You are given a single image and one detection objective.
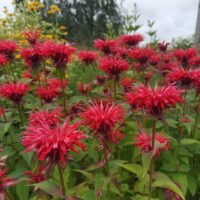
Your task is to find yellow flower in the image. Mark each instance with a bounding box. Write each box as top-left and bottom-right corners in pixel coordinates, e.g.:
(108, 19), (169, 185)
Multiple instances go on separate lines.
(12, 1), (16, 5)
(39, 3), (45, 9)
(15, 54), (21, 59)
(59, 26), (66, 30)
(63, 32), (68, 35)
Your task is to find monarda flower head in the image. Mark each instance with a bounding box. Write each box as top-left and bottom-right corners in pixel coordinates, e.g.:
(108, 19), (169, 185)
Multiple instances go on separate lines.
(94, 39), (118, 55)
(129, 47), (155, 65)
(78, 50), (98, 65)
(0, 54), (8, 67)
(0, 169), (18, 199)
(23, 29), (41, 46)
(173, 48), (197, 68)
(125, 84), (183, 118)
(158, 41), (169, 52)
(20, 44), (47, 71)
(120, 77), (134, 93)
(77, 82), (91, 94)
(120, 34), (143, 47)
(0, 40), (18, 60)
(46, 41), (75, 70)
(80, 100), (124, 143)
(22, 119), (86, 168)
(24, 165), (46, 184)
(167, 68), (200, 89)
(28, 109), (63, 129)
(99, 57), (129, 80)
(134, 132), (170, 157)
(0, 82), (29, 104)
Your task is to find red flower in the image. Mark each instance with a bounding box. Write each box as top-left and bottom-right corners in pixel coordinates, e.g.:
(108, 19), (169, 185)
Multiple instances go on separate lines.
(36, 78), (67, 103)
(22, 119), (86, 168)
(96, 75), (106, 85)
(120, 34), (143, 47)
(129, 47), (155, 65)
(0, 107), (5, 118)
(114, 47), (128, 59)
(0, 55), (8, 67)
(158, 41), (169, 52)
(23, 29), (41, 46)
(77, 82), (91, 94)
(167, 68), (199, 89)
(134, 132), (170, 157)
(0, 40), (17, 60)
(28, 109), (62, 129)
(46, 42), (75, 69)
(94, 39), (118, 55)
(20, 44), (46, 69)
(0, 82), (29, 104)
(78, 51), (98, 65)
(189, 56), (200, 68)
(120, 77), (134, 93)
(0, 169), (18, 199)
(149, 54), (160, 66)
(36, 86), (59, 103)
(173, 48), (197, 67)
(25, 165), (46, 184)
(81, 100), (124, 143)
(99, 57), (129, 78)
(126, 84), (183, 118)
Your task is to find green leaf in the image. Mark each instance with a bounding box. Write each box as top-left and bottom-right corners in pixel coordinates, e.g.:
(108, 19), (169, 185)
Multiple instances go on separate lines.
(115, 163), (142, 178)
(21, 151), (34, 167)
(188, 176), (197, 196)
(73, 169), (93, 181)
(153, 172), (185, 200)
(0, 122), (11, 140)
(180, 138), (200, 145)
(32, 180), (62, 197)
(16, 181), (30, 200)
(142, 153), (152, 178)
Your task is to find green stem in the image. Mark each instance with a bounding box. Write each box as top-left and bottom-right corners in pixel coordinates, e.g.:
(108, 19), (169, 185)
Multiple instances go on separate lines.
(58, 165), (66, 197)
(6, 190), (15, 200)
(148, 120), (156, 200)
(17, 104), (24, 126)
(9, 63), (16, 82)
(194, 96), (200, 139)
(58, 69), (67, 114)
(113, 79), (116, 99)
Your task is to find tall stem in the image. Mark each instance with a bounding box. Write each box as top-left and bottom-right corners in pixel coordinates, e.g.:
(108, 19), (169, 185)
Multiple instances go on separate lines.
(113, 79), (116, 99)
(17, 104), (24, 126)
(9, 63), (16, 82)
(194, 96), (200, 139)
(58, 69), (67, 114)
(58, 165), (66, 197)
(148, 120), (156, 200)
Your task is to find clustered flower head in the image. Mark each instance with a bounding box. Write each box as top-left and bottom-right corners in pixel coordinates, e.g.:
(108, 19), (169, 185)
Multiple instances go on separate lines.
(0, 54), (8, 67)
(94, 39), (118, 55)
(46, 41), (75, 69)
(99, 57), (129, 79)
(0, 82), (29, 104)
(167, 68), (200, 89)
(78, 50), (98, 65)
(0, 40), (18, 60)
(36, 78), (68, 103)
(81, 100), (124, 143)
(126, 84), (183, 118)
(23, 29), (41, 46)
(22, 118), (86, 168)
(129, 47), (155, 66)
(0, 169), (18, 199)
(120, 34), (143, 47)
(134, 132), (170, 157)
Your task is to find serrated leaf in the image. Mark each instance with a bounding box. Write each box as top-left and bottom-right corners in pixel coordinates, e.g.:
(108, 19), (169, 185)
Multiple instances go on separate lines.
(73, 169), (93, 181)
(142, 153), (153, 178)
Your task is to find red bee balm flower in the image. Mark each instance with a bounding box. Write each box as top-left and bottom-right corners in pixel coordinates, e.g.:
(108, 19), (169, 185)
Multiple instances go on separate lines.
(81, 101), (124, 143)
(126, 84), (183, 118)
(78, 51), (98, 65)
(167, 68), (200, 89)
(23, 29), (41, 46)
(22, 119), (86, 168)
(99, 57), (129, 78)
(0, 55), (8, 67)
(0, 169), (18, 199)
(0, 40), (17, 60)
(120, 34), (143, 47)
(21, 44), (46, 69)
(46, 42), (75, 69)
(129, 47), (155, 65)
(28, 109), (63, 129)
(134, 132), (170, 157)
(25, 165), (46, 184)
(0, 82), (29, 104)
(94, 39), (118, 55)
